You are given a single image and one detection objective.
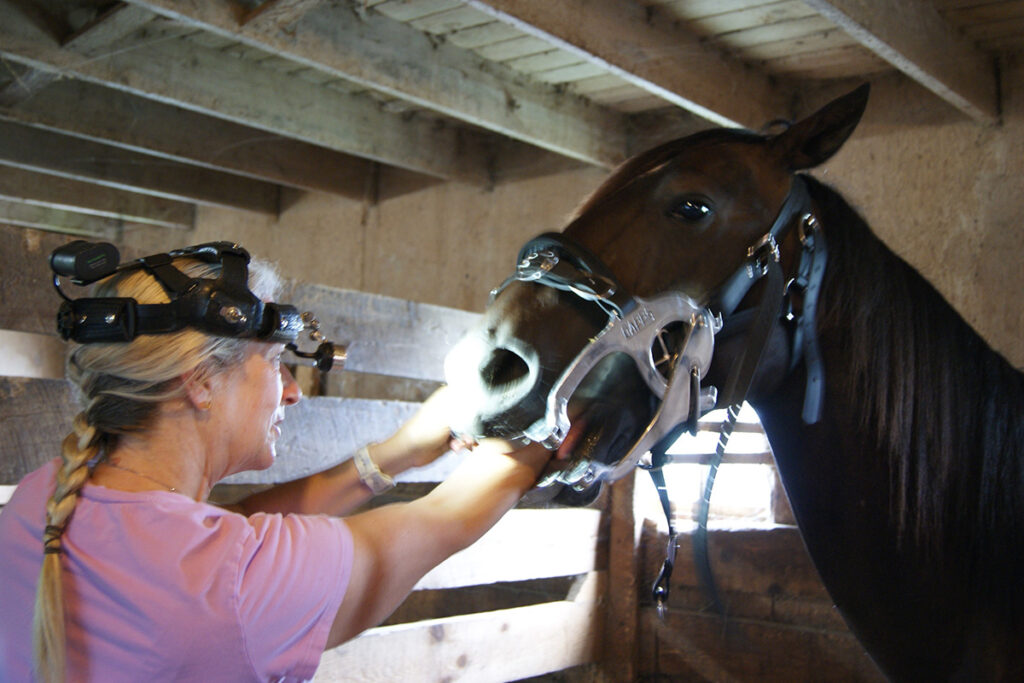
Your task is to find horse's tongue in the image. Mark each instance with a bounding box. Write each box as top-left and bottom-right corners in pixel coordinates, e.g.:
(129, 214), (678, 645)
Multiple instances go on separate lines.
(557, 414), (589, 460)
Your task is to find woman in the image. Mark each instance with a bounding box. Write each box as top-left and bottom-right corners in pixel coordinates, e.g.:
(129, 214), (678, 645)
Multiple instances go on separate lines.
(0, 245), (552, 682)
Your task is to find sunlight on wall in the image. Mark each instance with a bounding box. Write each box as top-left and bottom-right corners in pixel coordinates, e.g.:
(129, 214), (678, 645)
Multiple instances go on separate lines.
(634, 403), (780, 531)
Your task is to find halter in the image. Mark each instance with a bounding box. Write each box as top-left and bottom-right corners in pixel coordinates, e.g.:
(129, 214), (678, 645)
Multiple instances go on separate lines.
(495, 174), (828, 613)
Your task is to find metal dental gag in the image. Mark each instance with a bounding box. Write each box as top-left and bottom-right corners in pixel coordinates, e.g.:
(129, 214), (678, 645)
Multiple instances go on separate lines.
(489, 233), (722, 490)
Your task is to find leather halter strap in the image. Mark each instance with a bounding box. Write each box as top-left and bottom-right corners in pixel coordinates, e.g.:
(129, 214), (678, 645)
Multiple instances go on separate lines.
(708, 174), (827, 424)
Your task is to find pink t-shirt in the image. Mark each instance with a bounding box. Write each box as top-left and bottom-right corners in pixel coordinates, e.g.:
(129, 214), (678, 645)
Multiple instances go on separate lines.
(0, 460), (353, 682)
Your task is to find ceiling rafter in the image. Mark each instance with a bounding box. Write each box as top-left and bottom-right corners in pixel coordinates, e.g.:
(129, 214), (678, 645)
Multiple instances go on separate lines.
(119, 0), (630, 169)
(463, 0), (792, 129)
(0, 119), (281, 214)
(0, 0), (490, 183)
(0, 166), (194, 230)
(802, 0), (1000, 124)
(0, 78), (375, 198)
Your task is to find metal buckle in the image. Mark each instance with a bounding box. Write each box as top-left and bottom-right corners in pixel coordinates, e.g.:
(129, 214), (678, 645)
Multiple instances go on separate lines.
(746, 233), (780, 278)
(798, 212), (819, 245)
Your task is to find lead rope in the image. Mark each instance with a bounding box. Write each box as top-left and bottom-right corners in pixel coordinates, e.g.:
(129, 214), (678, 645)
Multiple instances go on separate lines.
(692, 403), (741, 614)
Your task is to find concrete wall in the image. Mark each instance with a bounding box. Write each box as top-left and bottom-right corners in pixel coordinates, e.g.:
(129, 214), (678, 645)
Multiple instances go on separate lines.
(813, 53), (1024, 368)
(123, 53), (1022, 368)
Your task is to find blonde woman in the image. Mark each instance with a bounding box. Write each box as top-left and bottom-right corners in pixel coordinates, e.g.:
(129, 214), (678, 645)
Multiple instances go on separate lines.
(0, 243), (551, 682)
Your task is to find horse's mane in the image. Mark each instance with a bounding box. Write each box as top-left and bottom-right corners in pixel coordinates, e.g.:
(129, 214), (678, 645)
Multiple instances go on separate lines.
(808, 175), (1024, 590)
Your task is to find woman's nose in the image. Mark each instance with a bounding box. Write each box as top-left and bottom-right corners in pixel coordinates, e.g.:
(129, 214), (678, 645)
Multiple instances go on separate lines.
(280, 365), (302, 405)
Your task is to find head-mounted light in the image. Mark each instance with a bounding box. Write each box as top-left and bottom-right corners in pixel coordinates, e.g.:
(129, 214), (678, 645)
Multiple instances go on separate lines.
(50, 240), (346, 373)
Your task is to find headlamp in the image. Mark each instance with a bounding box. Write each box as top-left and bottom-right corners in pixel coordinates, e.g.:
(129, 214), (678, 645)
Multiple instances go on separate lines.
(50, 240), (346, 373)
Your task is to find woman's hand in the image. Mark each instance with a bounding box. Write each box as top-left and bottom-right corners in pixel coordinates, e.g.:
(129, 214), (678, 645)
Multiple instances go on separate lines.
(375, 386), (471, 474)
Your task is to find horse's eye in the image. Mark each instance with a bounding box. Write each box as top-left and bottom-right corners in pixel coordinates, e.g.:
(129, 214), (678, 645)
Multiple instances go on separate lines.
(668, 198), (713, 223)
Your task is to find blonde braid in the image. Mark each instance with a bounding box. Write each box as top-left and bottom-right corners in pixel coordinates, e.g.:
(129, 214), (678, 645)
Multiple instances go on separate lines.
(32, 412), (102, 683)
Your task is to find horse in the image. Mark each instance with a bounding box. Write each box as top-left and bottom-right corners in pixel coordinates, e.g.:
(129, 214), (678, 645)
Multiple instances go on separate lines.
(443, 85), (1024, 681)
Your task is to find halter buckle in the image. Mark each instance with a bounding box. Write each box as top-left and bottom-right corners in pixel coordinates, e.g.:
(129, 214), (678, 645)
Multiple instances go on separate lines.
(746, 234), (780, 278)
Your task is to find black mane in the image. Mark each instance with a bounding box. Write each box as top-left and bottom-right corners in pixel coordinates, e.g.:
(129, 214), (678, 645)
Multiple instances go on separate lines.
(808, 175), (1024, 600)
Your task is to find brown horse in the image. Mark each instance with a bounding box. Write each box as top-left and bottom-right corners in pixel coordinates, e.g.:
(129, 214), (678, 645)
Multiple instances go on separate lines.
(444, 86), (1024, 681)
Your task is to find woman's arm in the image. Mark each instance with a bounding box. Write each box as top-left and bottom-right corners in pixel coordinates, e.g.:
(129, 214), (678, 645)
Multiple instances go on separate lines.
(324, 438), (551, 648)
(230, 388), (459, 517)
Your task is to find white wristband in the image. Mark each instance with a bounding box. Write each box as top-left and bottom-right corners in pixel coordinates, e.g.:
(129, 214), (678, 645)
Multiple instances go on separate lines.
(353, 445), (395, 495)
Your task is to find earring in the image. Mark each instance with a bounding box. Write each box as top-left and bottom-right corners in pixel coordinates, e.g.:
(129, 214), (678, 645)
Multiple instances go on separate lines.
(198, 400), (212, 411)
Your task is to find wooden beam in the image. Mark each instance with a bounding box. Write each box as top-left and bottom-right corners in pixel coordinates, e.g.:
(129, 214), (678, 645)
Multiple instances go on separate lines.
(0, 329), (64, 379)
(0, 78), (375, 197)
(0, 224), (73, 337)
(802, 0), (999, 124)
(463, 0), (790, 130)
(61, 2), (154, 53)
(639, 608), (884, 681)
(0, 119), (280, 213)
(316, 600), (602, 682)
(121, 0), (629, 168)
(603, 472), (639, 680)
(416, 508), (603, 589)
(0, 0), (486, 182)
(0, 199), (125, 239)
(0, 377), (79, 485)
(0, 166), (194, 229)
(287, 282), (480, 383)
(0, 376), (422, 485)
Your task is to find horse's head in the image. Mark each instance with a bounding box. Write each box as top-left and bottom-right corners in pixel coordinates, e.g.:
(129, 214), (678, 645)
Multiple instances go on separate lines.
(445, 86), (870, 495)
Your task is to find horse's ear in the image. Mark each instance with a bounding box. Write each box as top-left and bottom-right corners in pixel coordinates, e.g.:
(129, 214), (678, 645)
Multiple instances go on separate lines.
(769, 84), (870, 171)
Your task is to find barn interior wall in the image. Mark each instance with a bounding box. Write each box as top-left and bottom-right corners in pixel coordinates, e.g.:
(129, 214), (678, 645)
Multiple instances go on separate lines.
(123, 55), (1022, 373)
(812, 54), (1023, 368)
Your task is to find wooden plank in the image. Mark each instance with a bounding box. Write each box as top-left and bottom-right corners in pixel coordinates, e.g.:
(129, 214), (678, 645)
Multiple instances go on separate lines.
(641, 526), (831, 601)
(0, 78), (374, 198)
(316, 599), (602, 682)
(288, 282), (479, 382)
(221, 397), (421, 485)
(685, 0), (818, 36)
(0, 199), (123, 239)
(602, 472), (639, 680)
(0, 376), (433, 487)
(463, 0), (792, 129)
(385, 573), (594, 626)
(638, 608), (885, 682)
(62, 2), (155, 53)
(0, 330), (65, 380)
(802, 0), (1000, 124)
(0, 377), (79, 485)
(0, 166), (194, 229)
(416, 508), (604, 589)
(0, 120), (281, 214)
(121, 0), (630, 169)
(0, 2), (486, 183)
(707, 15), (841, 50)
(0, 224), (73, 337)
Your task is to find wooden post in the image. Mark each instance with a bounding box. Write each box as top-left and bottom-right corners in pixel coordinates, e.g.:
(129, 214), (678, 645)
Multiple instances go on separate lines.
(601, 469), (639, 680)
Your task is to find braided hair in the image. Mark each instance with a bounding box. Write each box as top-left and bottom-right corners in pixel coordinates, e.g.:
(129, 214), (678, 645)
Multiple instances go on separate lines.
(32, 255), (282, 683)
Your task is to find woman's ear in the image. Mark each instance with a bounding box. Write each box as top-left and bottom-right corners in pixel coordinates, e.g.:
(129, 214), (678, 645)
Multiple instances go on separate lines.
(182, 370), (214, 412)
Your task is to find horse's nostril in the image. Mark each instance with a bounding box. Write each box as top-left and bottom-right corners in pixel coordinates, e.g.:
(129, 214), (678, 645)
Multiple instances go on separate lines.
(480, 348), (529, 390)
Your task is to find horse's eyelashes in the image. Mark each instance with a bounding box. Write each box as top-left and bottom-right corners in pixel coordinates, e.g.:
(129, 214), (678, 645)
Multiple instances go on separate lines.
(667, 197), (713, 223)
